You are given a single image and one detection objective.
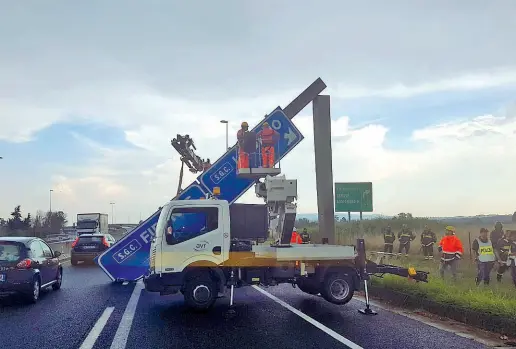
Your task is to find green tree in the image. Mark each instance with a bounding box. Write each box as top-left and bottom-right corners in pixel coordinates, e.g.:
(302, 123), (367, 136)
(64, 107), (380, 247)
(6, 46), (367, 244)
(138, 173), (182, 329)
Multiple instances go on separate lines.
(8, 205), (24, 231)
(512, 211), (516, 223)
(43, 210), (68, 235)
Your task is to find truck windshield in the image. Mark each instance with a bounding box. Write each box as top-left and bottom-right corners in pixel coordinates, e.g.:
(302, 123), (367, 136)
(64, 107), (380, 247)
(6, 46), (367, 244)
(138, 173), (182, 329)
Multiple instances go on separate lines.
(77, 221), (98, 229)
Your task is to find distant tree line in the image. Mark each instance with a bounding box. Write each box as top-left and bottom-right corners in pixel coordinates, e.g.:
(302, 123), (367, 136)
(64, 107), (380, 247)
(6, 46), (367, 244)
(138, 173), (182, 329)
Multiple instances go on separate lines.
(0, 205), (68, 237)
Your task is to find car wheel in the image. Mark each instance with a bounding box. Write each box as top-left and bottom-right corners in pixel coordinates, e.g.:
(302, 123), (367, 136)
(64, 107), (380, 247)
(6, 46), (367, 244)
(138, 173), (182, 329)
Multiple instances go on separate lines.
(26, 276), (41, 304)
(183, 273), (217, 312)
(52, 269), (62, 290)
(320, 273), (354, 305)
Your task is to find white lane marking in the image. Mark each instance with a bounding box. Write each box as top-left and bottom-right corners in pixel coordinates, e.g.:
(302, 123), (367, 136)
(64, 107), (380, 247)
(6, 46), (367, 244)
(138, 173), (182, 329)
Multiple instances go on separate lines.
(79, 307), (115, 349)
(252, 286), (363, 349)
(110, 280), (144, 349)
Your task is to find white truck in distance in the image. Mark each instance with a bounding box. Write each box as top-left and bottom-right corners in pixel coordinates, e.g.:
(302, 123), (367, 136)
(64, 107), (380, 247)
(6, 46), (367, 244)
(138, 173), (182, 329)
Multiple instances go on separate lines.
(76, 213), (109, 236)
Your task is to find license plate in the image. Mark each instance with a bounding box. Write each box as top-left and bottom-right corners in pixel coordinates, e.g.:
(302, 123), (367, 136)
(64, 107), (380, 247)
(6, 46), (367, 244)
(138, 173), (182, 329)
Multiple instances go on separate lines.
(83, 246), (96, 250)
(0, 274), (5, 282)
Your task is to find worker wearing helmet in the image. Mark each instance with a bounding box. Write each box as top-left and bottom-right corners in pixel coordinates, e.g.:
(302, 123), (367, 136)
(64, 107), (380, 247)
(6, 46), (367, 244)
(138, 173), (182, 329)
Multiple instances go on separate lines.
(237, 122), (250, 169)
(420, 225), (437, 260)
(397, 224), (415, 257)
(495, 230), (512, 283)
(290, 227), (302, 244)
(438, 226), (464, 281)
(383, 225), (395, 254)
(257, 122), (279, 168)
(491, 221), (504, 245)
(472, 228), (496, 286)
(300, 228), (310, 244)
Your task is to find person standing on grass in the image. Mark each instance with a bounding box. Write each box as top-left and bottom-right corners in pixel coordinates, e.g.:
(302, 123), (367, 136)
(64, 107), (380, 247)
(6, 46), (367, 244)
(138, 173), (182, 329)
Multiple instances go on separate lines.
(420, 225), (437, 260)
(397, 224), (415, 257)
(383, 225), (395, 254)
(495, 233), (511, 283)
(490, 221), (505, 245)
(472, 228), (496, 286)
(507, 230), (516, 288)
(438, 226), (464, 281)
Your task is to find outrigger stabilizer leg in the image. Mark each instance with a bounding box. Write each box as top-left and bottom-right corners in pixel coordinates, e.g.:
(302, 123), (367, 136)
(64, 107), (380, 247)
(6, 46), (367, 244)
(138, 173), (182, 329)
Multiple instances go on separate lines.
(225, 268), (237, 318)
(356, 239), (378, 316)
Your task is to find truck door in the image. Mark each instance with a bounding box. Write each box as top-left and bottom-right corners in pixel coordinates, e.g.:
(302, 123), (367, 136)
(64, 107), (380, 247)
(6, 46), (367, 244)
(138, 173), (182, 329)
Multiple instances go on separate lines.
(160, 204), (226, 272)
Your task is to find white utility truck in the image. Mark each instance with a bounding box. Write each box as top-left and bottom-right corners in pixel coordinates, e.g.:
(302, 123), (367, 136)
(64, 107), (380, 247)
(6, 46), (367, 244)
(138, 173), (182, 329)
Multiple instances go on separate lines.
(144, 175), (428, 312)
(76, 213), (109, 236)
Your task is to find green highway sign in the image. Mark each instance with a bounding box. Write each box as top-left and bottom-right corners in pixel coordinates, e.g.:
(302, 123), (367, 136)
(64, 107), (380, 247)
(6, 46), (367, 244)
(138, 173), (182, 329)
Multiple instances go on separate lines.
(334, 182), (373, 212)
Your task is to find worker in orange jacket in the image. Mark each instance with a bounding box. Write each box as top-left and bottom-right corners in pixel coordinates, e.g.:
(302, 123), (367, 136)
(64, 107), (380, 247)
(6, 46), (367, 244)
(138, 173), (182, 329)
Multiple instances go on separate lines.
(291, 227), (303, 244)
(237, 122), (250, 168)
(257, 122), (279, 168)
(438, 226), (464, 281)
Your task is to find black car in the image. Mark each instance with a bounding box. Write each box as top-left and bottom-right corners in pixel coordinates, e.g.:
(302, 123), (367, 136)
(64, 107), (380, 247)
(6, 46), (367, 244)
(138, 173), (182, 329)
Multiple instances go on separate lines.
(0, 237), (63, 303)
(70, 234), (115, 266)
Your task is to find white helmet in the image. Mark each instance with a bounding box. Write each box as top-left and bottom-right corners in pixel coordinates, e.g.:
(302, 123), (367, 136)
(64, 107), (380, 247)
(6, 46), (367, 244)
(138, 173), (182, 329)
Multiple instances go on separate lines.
(293, 227), (297, 232)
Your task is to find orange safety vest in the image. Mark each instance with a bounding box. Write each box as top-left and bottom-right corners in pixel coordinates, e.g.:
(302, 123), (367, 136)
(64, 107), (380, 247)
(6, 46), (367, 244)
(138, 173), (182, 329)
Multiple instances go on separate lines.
(237, 129), (246, 146)
(439, 235), (464, 261)
(291, 231), (302, 244)
(258, 128), (277, 145)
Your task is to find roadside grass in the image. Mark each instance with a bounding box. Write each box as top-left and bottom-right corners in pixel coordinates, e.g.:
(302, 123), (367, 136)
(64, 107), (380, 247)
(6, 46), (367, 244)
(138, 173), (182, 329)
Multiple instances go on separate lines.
(369, 256), (516, 319)
(304, 220), (516, 319)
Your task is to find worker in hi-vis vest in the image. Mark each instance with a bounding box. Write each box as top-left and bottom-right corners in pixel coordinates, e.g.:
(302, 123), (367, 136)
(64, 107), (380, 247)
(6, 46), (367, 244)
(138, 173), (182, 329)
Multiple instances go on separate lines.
(257, 122), (279, 168)
(438, 226), (464, 281)
(472, 228), (496, 286)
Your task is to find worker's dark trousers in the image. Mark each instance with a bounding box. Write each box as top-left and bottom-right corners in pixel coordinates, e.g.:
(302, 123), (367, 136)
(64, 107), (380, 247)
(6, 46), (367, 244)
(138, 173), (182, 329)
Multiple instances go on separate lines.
(511, 260), (516, 287)
(384, 243), (393, 253)
(476, 261), (494, 285)
(497, 262), (509, 282)
(440, 259), (458, 281)
(422, 245), (434, 259)
(398, 242), (410, 255)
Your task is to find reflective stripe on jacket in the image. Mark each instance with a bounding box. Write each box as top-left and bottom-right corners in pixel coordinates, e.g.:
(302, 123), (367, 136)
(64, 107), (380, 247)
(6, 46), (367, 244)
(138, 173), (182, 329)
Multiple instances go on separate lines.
(258, 128), (278, 145)
(439, 235), (464, 261)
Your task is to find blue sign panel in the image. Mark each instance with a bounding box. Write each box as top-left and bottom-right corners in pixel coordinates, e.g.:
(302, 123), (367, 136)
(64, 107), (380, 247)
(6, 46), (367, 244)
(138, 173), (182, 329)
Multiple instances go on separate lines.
(96, 184), (206, 281)
(199, 109), (304, 203)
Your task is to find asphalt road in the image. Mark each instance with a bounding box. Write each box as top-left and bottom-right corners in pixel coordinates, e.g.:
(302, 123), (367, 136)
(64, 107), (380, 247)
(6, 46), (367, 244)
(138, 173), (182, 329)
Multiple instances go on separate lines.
(0, 264), (500, 349)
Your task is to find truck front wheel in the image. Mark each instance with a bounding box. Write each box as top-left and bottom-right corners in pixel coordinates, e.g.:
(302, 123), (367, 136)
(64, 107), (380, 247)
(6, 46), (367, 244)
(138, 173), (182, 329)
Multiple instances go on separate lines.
(320, 273), (354, 305)
(183, 273), (217, 312)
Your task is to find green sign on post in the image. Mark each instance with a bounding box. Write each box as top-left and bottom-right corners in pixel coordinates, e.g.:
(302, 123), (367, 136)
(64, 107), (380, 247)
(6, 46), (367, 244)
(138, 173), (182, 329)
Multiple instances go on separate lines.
(334, 182), (373, 212)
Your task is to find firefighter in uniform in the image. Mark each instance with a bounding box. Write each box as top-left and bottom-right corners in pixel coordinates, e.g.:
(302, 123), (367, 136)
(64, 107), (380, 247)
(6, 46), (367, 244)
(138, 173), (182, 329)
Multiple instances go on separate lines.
(508, 230), (516, 287)
(472, 228), (496, 285)
(420, 225), (437, 260)
(383, 226), (395, 254)
(495, 232), (512, 283)
(397, 224), (416, 257)
(438, 226), (464, 281)
(300, 228), (310, 244)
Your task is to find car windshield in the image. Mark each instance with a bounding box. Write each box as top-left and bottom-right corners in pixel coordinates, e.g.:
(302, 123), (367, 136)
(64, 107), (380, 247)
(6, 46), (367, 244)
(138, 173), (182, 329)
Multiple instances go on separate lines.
(0, 242), (22, 262)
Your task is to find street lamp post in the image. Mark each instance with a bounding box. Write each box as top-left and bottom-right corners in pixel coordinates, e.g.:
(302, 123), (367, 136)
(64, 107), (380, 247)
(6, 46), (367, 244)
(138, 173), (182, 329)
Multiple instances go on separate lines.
(49, 189), (53, 213)
(220, 120), (229, 150)
(110, 202), (115, 224)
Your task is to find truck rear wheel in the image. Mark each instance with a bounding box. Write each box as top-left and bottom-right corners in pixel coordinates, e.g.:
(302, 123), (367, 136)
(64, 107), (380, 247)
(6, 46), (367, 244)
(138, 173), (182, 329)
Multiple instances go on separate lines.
(183, 273), (217, 312)
(320, 273), (354, 305)
(296, 277), (320, 295)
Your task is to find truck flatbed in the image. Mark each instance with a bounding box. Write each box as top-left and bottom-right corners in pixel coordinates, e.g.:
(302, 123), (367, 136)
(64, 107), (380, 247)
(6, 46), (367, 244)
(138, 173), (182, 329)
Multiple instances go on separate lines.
(252, 244), (356, 261)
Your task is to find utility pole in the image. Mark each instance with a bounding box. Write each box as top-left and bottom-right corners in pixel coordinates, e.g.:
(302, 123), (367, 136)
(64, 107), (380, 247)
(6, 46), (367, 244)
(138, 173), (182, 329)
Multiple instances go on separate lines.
(220, 120), (229, 150)
(110, 202), (115, 224)
(49, 189), (53, 213)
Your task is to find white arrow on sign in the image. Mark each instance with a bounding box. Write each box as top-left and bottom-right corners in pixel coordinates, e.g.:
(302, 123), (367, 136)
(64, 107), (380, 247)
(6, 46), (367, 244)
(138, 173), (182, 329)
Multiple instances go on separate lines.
(284, 127), (297, 146)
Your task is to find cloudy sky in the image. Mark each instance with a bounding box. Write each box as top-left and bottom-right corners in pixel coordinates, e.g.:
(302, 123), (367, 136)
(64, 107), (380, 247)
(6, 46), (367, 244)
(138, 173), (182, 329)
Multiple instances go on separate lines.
(1, 1), (516, 223)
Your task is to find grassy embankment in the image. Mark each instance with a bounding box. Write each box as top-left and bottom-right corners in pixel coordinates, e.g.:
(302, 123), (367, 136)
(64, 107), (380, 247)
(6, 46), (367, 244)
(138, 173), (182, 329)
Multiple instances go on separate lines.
(299, 218), (516, 319)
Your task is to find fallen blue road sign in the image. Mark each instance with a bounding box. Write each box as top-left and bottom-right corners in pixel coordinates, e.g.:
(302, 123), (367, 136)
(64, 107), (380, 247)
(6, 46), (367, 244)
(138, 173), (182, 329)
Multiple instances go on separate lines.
(199, 109), (304, 203)
(96, 184), (207, 281)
